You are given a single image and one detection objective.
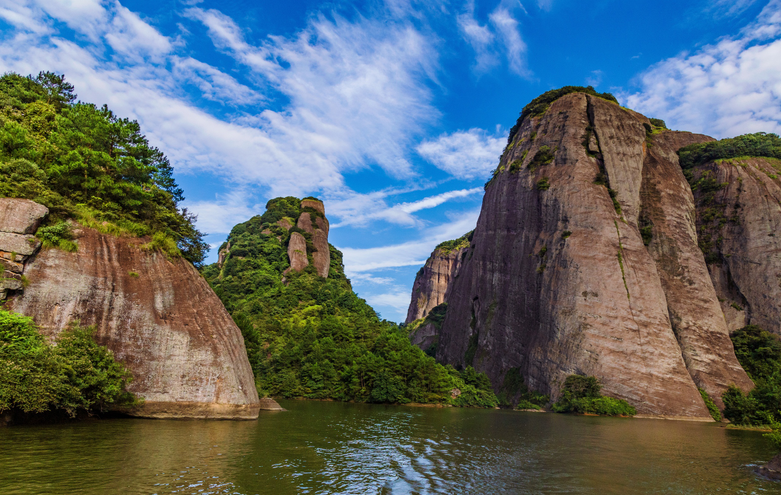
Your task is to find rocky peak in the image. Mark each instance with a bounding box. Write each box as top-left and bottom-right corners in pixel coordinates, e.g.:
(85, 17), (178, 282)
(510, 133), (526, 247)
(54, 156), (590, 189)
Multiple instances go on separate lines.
(417, 89), (754, 419)
(406, 232), (471, 324)
(286, 198), (331, 278)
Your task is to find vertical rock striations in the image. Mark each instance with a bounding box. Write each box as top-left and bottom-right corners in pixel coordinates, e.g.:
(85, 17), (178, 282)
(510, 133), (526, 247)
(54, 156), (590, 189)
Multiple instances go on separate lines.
(286, 198), (331, 278)
(426, 92), (752, 419)
(405, 233), (470, 324)
(688, 157), (781, 335)
(3, 199), (260, 419)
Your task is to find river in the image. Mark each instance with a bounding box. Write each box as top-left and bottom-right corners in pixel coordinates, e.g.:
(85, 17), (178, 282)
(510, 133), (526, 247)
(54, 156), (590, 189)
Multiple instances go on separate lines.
(1, 400), (780, 494)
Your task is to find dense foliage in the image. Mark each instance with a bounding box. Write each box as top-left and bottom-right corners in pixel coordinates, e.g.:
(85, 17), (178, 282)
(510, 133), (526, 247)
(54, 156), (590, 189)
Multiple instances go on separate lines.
(203, 197), (498, 407)
(678, 132), (781, 169)
(0, 72), (207, 265)
(0, 309), (137, 417)
(506, 85), (619, 145)
(435, 231), (473, 254)
(551, 375), (636, 416)
(722, 325), (781, 427)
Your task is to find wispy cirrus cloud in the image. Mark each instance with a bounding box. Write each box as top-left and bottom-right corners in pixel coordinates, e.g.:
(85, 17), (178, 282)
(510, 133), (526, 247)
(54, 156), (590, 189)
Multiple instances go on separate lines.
(622, 0), (781, 138)
(457, 0), (529, 76)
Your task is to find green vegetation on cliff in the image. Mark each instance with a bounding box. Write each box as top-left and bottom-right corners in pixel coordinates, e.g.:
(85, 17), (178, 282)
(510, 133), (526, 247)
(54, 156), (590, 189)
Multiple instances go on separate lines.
(552, 375), (636, 416)
(435, 231), (472, 255)
(722, 325), (781, 426)
(0, 72), (207, 265)
(203, 197), (498, 407)
(507, 86), (619, 145)
(0, 309), (137, 417)
(678, 132), (781, 169)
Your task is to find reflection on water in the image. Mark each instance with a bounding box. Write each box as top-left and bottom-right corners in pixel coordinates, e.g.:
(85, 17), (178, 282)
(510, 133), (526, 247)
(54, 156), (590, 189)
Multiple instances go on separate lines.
(1, 400), (781, 494)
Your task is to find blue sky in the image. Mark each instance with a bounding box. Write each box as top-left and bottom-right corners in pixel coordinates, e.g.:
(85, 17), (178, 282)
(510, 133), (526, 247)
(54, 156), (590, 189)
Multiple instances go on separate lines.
(1, 0), (780, 322)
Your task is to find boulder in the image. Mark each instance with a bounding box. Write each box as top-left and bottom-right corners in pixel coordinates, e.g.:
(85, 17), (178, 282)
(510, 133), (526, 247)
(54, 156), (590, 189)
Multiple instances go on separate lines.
(0, 233), (41, 257)
(0, 198), (48, 234)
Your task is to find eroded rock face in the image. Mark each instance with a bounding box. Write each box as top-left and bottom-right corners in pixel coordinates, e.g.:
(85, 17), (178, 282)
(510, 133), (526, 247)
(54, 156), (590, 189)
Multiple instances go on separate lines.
(287, 200), (331, 278)
(406, 246), (467, 324)
(429, 93), (751, 419)
(287, 232), (309, 272)
(296, 209), (330, 278)
(641, 131), (754, 407)
(691, 157), (781, 335)
(5, 220), (259, 419)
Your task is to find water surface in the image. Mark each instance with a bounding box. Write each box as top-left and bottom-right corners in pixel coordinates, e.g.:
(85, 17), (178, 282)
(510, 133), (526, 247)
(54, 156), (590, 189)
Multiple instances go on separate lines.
(1, 400), (780, 494)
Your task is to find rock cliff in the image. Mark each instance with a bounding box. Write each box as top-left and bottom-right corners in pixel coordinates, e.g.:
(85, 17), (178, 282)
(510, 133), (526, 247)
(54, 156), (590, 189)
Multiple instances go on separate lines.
(2, 199), (260, 419)
(282, 198), (331, 278)
(689, 157), (781, 334)
(405, 233), (470, 324)
(416, 91), (755, 419)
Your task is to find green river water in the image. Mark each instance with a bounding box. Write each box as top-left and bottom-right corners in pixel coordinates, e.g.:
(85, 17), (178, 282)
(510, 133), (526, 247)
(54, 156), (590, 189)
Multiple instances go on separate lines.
(1, 399), (781, 494)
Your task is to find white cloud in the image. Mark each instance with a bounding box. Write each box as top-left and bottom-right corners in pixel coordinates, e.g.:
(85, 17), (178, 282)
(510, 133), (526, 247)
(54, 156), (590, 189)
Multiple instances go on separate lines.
(362, 289), (414, 314)
(457, 1), (529, 77)
(185, 7), (439, 180)
(0, 1), (448, 219)
(171, 57), (262, 105)
(417, 128), (504, 179)
(707, 0), (761, 18)
(622, 0), (781, 138)
(182, 190), (262, 235)
(340, 210), (479, 273)
(457, 1), (498, 74)
(329, 187), (482, 228)
(488, 7), (528, 77)
(105, 3), (173, 61)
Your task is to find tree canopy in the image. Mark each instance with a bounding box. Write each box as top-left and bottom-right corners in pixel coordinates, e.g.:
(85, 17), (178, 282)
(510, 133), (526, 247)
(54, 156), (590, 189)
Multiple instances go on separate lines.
(0, 71), (207, 266)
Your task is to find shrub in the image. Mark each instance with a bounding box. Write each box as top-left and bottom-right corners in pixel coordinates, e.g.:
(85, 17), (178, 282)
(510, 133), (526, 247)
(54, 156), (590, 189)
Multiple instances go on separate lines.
(649, 118), (667, 129)
(36, 221), (77, 252)
(0, 309), (137, 417)
(537, 177), (550, 191)
(529, 146), (555, 170)
(699, 388), (722, 421)
(552, 375), (636, 416)
(722, 325), (781, 427)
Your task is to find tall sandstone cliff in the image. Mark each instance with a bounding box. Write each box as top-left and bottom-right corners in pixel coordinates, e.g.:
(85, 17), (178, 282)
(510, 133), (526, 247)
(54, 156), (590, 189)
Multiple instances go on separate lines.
(417, 92), (756, 419)
(688, 157), (781, 335)
(2, 199), (260, 419)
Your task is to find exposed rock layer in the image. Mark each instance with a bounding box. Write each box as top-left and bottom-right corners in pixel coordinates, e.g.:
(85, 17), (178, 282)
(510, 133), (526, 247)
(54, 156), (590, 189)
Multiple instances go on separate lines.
(425, 93), (752, 419)
(405, 246), (467, 324)
(693, 157), (781, 335)
(5, 216), (260, 419)
(287, 199), (331, 278)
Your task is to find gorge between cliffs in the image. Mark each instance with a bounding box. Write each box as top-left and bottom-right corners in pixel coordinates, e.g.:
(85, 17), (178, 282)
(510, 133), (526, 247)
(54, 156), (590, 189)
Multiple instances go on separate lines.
(3, 74), (781, 493)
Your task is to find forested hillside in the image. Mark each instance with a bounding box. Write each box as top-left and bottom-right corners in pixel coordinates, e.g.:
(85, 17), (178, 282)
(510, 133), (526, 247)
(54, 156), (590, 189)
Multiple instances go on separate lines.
(0, 72), (207, 265)
(203, 197), (498, 407)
